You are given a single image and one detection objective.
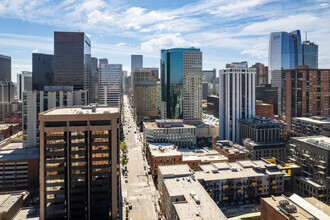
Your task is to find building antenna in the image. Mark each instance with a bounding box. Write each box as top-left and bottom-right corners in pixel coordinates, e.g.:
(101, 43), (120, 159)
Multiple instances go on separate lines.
(305, 31), (307, 41)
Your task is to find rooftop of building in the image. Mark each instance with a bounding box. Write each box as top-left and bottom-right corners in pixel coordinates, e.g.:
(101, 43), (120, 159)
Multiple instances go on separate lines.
(160, 164), (226, 219)
(239, 116), (283, 126)
(0, 142), (39, 161)
(262, 194), (330, 220)
(201, 114), (219, 127)
(181, 148), (228, 163)
(0, 191), (29, 213)
(0, 123), (19, 130)
(243, 138), (285, 147)
(292, 116), (330, 124)
(12, 207), (39, 220)
(42, 105), (120, 115)
(144, 120), (196, 129)
(158, 164), (193, 177)
(298, 176), (324, 188)
(149, 143), (182, 157)
(291, 135), (330, 151)
(196, 160), (280, 181)
(214, 140), (248, 154)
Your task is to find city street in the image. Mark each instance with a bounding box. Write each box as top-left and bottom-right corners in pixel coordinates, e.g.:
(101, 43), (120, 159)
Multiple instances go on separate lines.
(121, 95), (159, 220)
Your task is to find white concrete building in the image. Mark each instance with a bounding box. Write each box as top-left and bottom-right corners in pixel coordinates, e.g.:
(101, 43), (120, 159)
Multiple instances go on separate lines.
(23, 86), (88, 148)
(17, 71), (32, 100)
(98, 62), (122, 107)
(219, 62), (256, 143)
(143, 119), (196, 148)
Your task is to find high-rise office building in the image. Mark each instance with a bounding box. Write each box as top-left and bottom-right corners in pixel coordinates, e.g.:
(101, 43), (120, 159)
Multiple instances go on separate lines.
(122, 70), (127, 95)
(203, 69), (217, 95)
(282, 67), (330, 130)
(219, 62), (256, 143)
(53, 32), (91, 92)
(98, 63), (122, 106)
(268, 30), (302, 114)
(0, 81), (15, 103)
(17, 71), (32, 100)
(161, 48), (203, 123)
(302, 40), (318, 69)
(32, 53), (54, 91)
(131, 54), (143, 73)
(132, 68), (158, 108)
(90, 57), (98, 103)
(0, 54), (11, 82)
(39, 106), (120, 219)
(23, 86), (88, 148)
(252, 62), (268, 86)
(256, 85), (278, 115)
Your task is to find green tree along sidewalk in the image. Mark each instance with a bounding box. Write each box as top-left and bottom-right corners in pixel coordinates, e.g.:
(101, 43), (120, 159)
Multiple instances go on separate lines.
(120, 142), (128, 165)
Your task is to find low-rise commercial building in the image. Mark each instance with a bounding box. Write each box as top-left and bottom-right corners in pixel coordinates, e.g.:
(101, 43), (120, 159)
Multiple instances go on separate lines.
(289, 136), (330, 204)
(196, 114), (219, 138)
(291, 116), (330, 137)
(0, 191), (30, 220)
(143, 119), (196, 149)
(195, 160), (285, 206)
(213, 139), (249, 162)
(146, 143), (227, 176)
(261, 194), (330, 220)
(158, 164), (227, 220)
(240, 116), (286, 161)
(3, 111), (22, 126)
(0, 142), (38, 191)
(0, 124), (20, 140)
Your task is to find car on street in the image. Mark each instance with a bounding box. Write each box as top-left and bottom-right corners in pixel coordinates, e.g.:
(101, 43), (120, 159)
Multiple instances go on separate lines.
(128, 202), (132, 210)
(125, 177), (128, 183)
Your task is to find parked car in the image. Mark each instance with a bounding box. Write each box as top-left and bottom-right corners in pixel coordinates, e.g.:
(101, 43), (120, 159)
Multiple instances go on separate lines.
(125, 177), (128, 183)
(128, 202), (132, 210)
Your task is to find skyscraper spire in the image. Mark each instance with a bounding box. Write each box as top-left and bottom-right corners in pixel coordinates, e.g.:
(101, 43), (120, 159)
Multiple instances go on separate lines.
(305, 31), (307, 41)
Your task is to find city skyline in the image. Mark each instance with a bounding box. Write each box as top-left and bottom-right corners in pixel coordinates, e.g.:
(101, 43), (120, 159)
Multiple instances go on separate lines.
(1, 0), (330, 81)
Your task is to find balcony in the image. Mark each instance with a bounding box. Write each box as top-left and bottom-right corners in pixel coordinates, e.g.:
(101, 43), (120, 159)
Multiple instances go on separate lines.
(222, 197), (228, 200)
(223, 185), (228, 189)
(251, 182), (257, 186)
(244, 195), (248, 198)
(272, 180), (276, 184)
(258, 187), (264, 191)
(272, 186), (278, 189)
(237, 189), (242, 193)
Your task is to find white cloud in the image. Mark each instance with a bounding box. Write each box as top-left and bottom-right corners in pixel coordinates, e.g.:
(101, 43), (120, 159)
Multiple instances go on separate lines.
(241, 41), (268, 58)
(116, 42), (126, 47)
(32, 49), (39, 53)
(141, 33), (188, 52)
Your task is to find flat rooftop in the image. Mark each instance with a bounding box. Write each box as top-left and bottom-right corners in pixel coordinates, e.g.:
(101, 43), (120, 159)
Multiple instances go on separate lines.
(43, 106), (119, 115)
(0, 142), (39, 161)
(149, 144), (182, 157)
(292, 136), (330, 151)
(0, 123), (19, 130)
(262, 195), (314, 220)
(240, 116), (283, 125)
(293, 117), (330, 124)
(197, 161), (268, 181)
(13, 207), (39, 220)
(158, 164), (192, 177)
(181, 148), (227, 163)
(162, 165), (226, 219)
(0, 191), (29, 213)
(144, 122), (195, 129)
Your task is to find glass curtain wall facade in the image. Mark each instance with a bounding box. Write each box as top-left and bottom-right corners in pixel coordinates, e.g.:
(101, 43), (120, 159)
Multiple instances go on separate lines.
(53, 32), (91, 92)
(32, 53), (54, 90)
(161, 48), (202, 123)
(302, 41), (318, 69)
(268, 30), (302, 115)
(0, 54), (11, 82)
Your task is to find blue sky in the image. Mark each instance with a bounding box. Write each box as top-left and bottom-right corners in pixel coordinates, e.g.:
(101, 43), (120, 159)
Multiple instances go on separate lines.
(0, 0), (330, 81)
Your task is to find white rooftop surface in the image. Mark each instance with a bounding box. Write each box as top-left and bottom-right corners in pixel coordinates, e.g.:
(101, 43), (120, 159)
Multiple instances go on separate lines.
(12, 207), (39, 220)
(293, 136), (330, 150)
(0, 192), (28, 213)
(44, 107), (119, 115)
(159, 164), (192, 177)
(149, 144), (182, 157)
(289, 194), (330, 220)
(163, 170), (226, 219)
(294, 117), (330, 124)
(196, 162), (268, 181)
(181, 148), (227, 163)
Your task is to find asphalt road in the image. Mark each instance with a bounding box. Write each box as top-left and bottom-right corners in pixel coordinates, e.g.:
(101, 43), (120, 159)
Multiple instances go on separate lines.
(121, 95), (158, 220)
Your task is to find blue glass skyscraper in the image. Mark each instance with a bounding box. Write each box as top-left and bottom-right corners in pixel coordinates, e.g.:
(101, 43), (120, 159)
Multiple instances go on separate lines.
(302, 40), (318, 69)
(161, 48), (202, 123)
(268, 30), (302, 114)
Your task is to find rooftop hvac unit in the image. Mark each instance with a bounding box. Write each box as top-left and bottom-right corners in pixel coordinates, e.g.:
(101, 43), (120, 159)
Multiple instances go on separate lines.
(279, 200), (289, 207)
